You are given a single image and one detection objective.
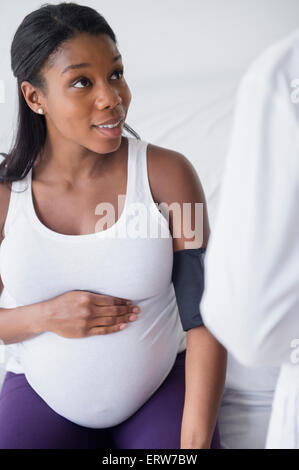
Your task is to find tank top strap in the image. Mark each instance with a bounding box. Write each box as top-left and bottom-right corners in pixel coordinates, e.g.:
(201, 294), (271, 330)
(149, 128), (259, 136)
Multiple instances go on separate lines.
(3, 171), (30, 238)
(127, 136), (153, 206)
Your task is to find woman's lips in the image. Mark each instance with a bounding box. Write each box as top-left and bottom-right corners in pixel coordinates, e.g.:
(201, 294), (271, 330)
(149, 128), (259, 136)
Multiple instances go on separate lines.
(93, 121), (123, 138)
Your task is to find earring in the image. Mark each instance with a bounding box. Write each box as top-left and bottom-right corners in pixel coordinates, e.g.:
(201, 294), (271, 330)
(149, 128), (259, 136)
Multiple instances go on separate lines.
(37, 108), (44, 115)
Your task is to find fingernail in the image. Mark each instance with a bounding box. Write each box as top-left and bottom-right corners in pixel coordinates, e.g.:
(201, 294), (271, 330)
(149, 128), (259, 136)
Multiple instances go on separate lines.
(129, 314), (137, 321)
(132, 307), (140, 313)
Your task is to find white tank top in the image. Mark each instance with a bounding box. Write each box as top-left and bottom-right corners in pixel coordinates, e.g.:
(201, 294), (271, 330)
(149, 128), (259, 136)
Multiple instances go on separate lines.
(0, 136), (186, 428)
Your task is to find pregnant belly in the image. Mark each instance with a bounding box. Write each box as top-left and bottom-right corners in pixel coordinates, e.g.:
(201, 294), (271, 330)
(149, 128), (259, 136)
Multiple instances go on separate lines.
(18, 319), (181, 428)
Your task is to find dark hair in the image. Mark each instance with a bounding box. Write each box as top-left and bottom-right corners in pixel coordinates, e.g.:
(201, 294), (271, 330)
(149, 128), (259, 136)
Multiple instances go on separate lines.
(0, 2), (140, 184)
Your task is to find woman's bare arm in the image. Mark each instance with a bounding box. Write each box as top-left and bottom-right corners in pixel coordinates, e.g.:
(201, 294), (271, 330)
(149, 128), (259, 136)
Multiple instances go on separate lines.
(0, 302), (48, 344)
(148, 145), (227, 448)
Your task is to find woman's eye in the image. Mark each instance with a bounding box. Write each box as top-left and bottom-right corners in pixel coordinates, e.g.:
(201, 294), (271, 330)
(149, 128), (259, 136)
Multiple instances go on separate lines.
(111, 69), (124, 80)
(72, 69), (124, 89)
(72, 77), (91, 89)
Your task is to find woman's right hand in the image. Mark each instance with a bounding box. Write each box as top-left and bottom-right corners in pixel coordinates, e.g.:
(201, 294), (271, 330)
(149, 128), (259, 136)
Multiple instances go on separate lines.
(41, 290), (140, 338)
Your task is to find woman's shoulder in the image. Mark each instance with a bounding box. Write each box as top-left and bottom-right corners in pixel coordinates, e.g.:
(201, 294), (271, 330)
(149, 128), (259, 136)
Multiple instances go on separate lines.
(146, 141), (203, 202)
(146, 141), (198, 178)
(145, 141), (209, 248)
(146, 141), (188, 164)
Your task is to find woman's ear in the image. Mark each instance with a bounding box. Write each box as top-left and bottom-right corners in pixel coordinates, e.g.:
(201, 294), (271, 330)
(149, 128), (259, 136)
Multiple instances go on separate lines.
(20, 82), (44, 114)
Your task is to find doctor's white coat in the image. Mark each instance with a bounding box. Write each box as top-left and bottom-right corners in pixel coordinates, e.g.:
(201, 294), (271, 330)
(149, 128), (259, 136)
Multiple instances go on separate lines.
(200, 29), (299, 448)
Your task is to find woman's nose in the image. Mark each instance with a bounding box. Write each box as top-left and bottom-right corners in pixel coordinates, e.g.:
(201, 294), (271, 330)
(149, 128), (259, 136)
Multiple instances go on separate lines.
(95, 85), (122, 109)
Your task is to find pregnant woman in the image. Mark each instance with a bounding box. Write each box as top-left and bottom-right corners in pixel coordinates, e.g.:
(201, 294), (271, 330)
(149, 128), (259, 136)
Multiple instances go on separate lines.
(0, 2), (226, 449)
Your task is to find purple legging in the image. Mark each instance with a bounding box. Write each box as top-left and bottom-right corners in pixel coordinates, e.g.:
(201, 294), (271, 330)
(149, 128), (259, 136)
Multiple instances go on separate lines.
(0, 350), (221, 449)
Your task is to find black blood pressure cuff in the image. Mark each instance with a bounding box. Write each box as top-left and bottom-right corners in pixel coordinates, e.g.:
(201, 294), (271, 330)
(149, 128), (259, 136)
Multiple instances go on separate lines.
(172, 247), (206, 332)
